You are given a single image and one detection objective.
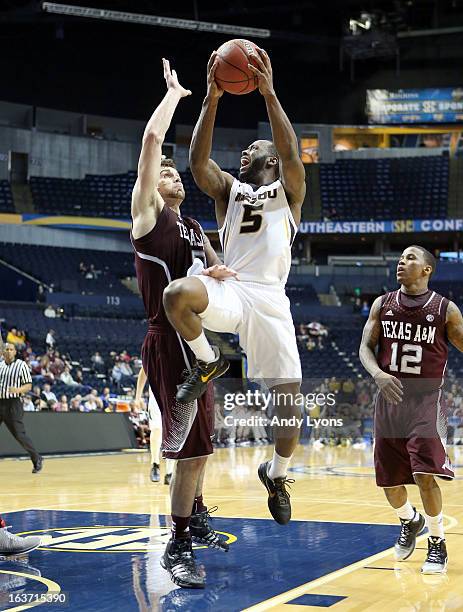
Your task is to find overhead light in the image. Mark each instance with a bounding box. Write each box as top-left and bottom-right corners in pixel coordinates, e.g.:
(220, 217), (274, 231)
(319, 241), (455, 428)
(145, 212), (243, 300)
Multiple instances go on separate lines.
(42, 2), (271, 38)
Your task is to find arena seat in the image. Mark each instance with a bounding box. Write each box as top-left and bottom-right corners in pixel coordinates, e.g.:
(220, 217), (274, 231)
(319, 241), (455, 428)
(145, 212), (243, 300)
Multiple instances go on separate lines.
(319, 156), (449, 221)
(0, 243), (135, 297)
(0, 180), (15, 213)
(29, 169), (235, 222)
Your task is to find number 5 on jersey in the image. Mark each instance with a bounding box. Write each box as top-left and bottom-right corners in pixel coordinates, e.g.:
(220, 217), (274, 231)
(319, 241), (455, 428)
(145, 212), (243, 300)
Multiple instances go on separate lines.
(240, 204), (264, 234)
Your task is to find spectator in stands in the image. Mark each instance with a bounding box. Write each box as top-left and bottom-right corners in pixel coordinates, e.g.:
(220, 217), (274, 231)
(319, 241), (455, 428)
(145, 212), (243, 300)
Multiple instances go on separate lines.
(44, 305), (57, 319)
(85, 264), (97, 280)
(120, 350), (131, 363)
(328, 377), (341, 394)
(308, 321), (328, 349)
(129, 403), (150, 447)
(131, 355), (142, 375)
(296, 323), (308, 345)
(36, 284), (46, 305)
(60, 366), (78, 387)
(306, 337), (316, 351)
(83, 394), (98, 412)
(341, 378), (355, 401)
(6, 328), (26, 351)
(23, 395), (36, 412)
(111, 357), (123, 385)
(24, 348), (39, 370)
(73, 369), (91, 394)
(49, 351), (65, 377)
(55, 395), (69, 412)
(100, 387), (113, 411)
(31, 385), (45, 411)
(33, 355), (54, 384)
(70, 394), (83, 411)
(41, 383), (58, 410)
(85, 389), (103, 411)
(91, 351), (105, 373)
(45, 329), (56, 348)
(360, 301), (370, 318)
(112, 356), (134, 387)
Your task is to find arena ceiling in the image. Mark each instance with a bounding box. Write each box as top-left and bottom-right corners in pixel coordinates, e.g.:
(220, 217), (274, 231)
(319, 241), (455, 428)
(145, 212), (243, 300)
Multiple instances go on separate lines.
(1, 1), (463, 127)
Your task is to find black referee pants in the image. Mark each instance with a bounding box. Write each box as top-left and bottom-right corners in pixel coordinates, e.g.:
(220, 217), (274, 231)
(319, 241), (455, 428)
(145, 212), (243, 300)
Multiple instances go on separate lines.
(0, 398), (40, 463)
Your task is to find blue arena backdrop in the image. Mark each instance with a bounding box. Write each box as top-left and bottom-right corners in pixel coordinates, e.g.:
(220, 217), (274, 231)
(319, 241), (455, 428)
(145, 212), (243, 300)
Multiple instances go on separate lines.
(367, 87), (463, 124)
(2, 214), (463, 235)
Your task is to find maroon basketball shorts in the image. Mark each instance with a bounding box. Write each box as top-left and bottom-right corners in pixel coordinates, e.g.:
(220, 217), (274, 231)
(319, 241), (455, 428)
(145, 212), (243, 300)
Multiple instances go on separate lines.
(141, 328), (214, 460)
(374, 389), (454, 488)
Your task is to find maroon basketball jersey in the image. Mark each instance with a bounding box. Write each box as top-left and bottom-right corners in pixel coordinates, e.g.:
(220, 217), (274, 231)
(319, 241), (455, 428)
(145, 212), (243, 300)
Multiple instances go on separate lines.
(131, 206), (207, 327)
(377, 289), (449, 391)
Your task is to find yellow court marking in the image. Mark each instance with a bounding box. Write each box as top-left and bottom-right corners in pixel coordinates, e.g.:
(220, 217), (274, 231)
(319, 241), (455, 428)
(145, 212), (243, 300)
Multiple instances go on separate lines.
(0, 570), (61, 612)
(242, 515), (458, 612)
(16, 525), (237, 553)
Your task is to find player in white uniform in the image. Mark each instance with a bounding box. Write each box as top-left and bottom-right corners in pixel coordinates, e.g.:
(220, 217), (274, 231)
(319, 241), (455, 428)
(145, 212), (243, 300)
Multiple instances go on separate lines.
(163, 47), (306, 524)
(135, 367), (175, 484)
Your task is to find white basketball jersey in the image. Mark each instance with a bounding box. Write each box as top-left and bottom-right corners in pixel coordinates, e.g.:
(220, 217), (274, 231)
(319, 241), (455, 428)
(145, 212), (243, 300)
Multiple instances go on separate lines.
(218, 179), (297, 285)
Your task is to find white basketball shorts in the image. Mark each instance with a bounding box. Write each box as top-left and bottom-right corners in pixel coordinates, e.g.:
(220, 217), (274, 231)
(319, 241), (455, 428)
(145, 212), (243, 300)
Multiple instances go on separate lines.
(195, 276), (302, 384)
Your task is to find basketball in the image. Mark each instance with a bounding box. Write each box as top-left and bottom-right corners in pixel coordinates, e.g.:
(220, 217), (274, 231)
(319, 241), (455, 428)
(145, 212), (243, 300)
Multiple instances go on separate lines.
(215, 39), (260, 95)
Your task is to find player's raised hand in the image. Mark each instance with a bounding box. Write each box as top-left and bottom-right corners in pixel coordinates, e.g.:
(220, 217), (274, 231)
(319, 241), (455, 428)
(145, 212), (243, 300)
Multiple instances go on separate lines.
(202, 264), (238, 281)
(162, 58), (192, 98)
(206, 51), (224, 99)
(248, 47), (275, 97)
(374, 371), (404, 405)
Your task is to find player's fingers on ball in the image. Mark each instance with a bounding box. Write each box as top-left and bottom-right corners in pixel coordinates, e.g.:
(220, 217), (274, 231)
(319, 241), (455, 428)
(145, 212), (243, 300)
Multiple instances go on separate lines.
(207, 52), (216, 71)
(248, 64), (263, 76)
(251, 53), (265, 69)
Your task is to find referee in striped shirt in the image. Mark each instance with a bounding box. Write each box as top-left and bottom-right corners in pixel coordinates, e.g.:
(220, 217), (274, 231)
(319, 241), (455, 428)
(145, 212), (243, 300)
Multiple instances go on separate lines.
(0, 342), (43, 473)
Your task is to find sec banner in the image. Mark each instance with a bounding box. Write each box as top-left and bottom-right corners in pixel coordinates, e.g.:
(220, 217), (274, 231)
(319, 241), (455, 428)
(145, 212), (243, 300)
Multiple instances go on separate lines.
(299, 218), (463, 234)
(366, 88), (463, 124)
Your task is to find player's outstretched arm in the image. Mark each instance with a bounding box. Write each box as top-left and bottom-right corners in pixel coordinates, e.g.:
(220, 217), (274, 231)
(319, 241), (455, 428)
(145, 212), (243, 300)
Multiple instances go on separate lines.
(189, 52), (234, 223)
(131, 59), (191, 239)
(446, 301), (463, 351)
(359, 296), (403, 405)
(249, 48), (306, 221)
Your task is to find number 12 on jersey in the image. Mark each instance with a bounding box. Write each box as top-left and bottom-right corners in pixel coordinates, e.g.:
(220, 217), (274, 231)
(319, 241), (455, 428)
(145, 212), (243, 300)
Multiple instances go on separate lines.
(389, 342), (422, 375)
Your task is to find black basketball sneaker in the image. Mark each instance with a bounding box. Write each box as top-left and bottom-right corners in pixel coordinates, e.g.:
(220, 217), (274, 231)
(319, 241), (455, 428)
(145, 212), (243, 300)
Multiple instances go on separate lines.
(176, 346), (229, 403)
(421, 537), (448, 574)
(394, 509), (426, 561)
(160, 538), (205, 589)
(258, 461), (294, 525)
(190, 506), (229, 552)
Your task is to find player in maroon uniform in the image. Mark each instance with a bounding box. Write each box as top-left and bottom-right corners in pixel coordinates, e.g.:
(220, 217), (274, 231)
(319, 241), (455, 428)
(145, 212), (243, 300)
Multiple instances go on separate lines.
(131, 59), (232, 589)
(360, 245), (463, 574)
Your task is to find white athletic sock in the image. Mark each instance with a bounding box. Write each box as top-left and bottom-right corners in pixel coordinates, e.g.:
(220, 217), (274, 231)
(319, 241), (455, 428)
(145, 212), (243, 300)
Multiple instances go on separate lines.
(165, 458), (175, 476)
(395, 501), (415, 521)
(267, 451), (291, 480)
(150, 427), (161, 465)
(186, 331), (215, 363)
(426, 512), (444, 539)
